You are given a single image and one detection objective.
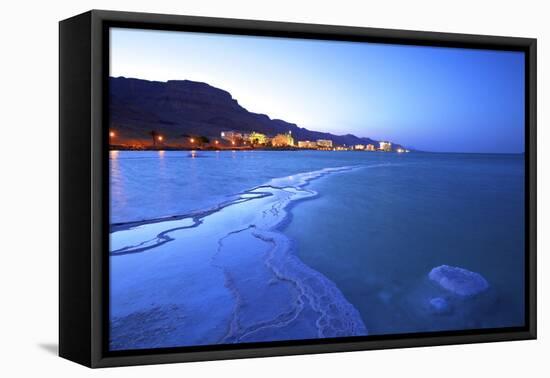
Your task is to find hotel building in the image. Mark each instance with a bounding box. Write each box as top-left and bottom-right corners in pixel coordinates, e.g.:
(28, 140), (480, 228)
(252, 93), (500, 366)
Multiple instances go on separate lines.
(271, 132), (295, 147)
(220, 131), (243, 143)
(298, 140), (318, 149)
(248, 132), (268, 145)
(379, 141), (392, 151)
(316, 139), (333, 148)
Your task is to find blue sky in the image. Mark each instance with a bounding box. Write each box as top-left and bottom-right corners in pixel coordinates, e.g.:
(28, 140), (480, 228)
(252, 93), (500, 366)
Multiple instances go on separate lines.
(110, 28), (525, 153)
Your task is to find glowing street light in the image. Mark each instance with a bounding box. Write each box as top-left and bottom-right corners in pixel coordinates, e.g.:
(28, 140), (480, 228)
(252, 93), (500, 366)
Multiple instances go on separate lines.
(190, 138), (195, 143)
(109, 130), (115, 138)
(215, 140), (219, 145)
(157, 135), (163, 142)
(232, 141), (236, 146)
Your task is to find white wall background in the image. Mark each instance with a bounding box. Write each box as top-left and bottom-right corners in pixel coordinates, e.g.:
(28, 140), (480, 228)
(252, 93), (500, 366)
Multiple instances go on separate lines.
(0, 0), (547, 376)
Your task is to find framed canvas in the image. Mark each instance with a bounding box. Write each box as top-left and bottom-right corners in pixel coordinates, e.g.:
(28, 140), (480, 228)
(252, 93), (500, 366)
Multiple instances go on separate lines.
(59, 10), (537, 368)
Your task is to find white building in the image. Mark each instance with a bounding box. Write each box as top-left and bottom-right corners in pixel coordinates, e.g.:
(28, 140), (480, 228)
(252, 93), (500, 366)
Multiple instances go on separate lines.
(298, 140), (317, 148)
(379, 141), (392, 151)
(316, 139), (333, 148)
(220, 131), (243, 142)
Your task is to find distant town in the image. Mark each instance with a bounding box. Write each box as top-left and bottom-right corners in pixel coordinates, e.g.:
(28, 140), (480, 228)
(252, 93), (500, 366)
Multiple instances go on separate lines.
(109, 129), (410, 153)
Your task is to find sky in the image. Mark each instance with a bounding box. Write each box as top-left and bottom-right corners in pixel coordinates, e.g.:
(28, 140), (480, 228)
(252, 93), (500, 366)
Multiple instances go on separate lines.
(110, 28), (525, 153)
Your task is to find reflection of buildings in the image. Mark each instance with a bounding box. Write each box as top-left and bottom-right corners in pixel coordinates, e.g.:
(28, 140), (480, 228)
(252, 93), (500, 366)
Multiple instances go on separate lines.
(366, 144), (376, 151)
(379, 141), (392, 151)
(298, 140), (317, 148)
(316, 139), (333, 149)
(271, 132), (295, 147)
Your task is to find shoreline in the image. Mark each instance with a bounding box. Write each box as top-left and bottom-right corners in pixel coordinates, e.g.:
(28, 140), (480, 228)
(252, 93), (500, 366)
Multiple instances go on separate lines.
(109, 147), (527, 155)
(109, 145), (409, 153)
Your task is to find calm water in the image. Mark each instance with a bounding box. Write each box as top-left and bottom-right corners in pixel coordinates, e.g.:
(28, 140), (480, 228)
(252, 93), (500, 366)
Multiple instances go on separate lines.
(110, 150), (415, 223)
(110, 150), (525, 336)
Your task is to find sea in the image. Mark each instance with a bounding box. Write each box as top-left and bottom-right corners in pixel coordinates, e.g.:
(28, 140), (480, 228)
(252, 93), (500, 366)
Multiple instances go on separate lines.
(109, 150), (525, 349)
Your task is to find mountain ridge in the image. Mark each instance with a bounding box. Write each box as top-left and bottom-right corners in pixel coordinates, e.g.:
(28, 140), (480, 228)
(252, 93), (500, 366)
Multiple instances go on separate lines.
(109, 76), (404, 149)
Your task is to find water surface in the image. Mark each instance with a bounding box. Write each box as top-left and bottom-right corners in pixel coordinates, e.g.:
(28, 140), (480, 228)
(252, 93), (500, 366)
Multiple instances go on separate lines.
(109, 150), (525, 348)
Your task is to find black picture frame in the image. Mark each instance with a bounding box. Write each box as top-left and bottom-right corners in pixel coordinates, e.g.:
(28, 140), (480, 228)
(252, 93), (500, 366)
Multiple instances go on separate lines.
(59, 9), (537, 368)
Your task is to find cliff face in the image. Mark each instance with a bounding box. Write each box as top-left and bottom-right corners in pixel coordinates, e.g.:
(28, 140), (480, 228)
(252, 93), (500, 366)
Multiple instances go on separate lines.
(109, 76), (386, 147)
